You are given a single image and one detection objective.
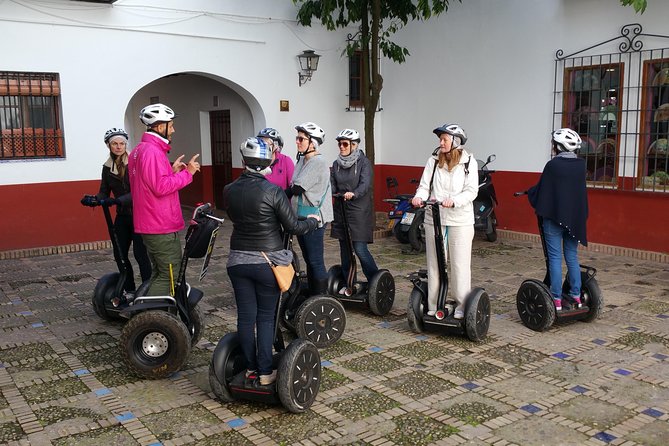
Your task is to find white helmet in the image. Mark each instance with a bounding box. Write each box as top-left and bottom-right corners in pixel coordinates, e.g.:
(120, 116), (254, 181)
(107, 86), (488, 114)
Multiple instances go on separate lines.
(240, 137), (272, 171)
(552, 128), (582, 152)
(295, 122), (325, 145)
(335, 128), (361, 143)
(139, 103), (175, 126)
(257, 127), (281, 142)
(433, 124), (467, 148)
(104, 128), (128, 145)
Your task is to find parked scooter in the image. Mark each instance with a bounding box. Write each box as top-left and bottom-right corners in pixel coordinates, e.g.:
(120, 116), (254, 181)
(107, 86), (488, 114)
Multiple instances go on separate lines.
(474, 154), (498, 242)
(383, 177), (426, 252)
(81, 196), (223, 378)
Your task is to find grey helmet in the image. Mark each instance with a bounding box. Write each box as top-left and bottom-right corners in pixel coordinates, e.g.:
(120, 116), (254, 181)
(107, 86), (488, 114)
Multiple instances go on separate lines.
(552, 128), (582, 152)
(240, 137), (272, 171)
(104, 128), (128, 145)
(257, 127), (281, 142)
(433, 124), (467, 148)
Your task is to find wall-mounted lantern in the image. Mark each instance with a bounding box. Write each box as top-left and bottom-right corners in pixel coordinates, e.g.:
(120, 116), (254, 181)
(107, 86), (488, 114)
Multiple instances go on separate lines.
(298, 50), (321, 86)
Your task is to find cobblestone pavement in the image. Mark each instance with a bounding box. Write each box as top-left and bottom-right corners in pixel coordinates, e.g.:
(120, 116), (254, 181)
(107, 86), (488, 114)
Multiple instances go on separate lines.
(1, 217), (668, 446)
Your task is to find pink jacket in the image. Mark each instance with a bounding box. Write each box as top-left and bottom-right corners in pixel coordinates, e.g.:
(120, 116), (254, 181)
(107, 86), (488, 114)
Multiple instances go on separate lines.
(128, 132), (193, 234)
(265, 152), (295, 190)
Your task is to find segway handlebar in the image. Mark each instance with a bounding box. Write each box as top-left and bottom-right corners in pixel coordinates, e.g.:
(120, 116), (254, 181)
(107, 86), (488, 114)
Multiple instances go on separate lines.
(513, 191), (528, 197)
(191, 203), (225, 224)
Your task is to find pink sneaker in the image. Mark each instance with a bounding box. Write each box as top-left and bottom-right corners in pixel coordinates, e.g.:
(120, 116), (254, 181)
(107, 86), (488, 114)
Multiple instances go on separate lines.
(553, 298), (562, 311)
(571, 296), (582, 308)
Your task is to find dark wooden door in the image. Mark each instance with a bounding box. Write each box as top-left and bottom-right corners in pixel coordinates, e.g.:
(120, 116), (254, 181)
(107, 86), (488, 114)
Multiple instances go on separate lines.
(209, 110), (231, 209)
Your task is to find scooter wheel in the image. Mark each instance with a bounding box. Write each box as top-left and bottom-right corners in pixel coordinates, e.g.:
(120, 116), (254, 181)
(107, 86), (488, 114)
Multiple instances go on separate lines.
(188, 304), (205, 347)
(464, 288), (490, 342)
(485, 211), (497, 242)
(295, 296), (346, 348)
(516, 279), (555, 332)
(408, 211), (426, 253)
(209, 332), (246, 402)
(368, 270), (395, 316)
(277, 339), (321, 413)
(92, 273), (124, 321)
(580, 275), (603, 322)
(406, 286), (425, 333)
(120, 310), (191, 379)
(393, 222), (409, 244)
(327, 265), (344, 295)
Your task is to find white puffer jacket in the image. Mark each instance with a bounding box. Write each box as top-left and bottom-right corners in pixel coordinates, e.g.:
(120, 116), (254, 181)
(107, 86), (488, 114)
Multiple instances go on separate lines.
(414, 149), (479, 226)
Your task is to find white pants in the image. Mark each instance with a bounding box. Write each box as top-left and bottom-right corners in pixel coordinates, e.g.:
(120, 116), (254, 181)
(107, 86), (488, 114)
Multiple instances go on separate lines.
(424, 222), (474, 312)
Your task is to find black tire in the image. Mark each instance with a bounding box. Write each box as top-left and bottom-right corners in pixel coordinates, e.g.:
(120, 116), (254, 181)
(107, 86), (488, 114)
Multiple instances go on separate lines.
(368, 270), (395, 316)
(485, 211), (497, 242)
(581, 275), (603, 322)
(277, 339), (321, 413)
(408, 211), (425, 252)
(92, 273), (124, 321)
(327, 265), (344, 295)
(516, 279), (556, 332)
(464, 288), (491, 342)
(393, 222), (409, 244)
(295, 296), (346, 348)
(208, 333), (246, 402)
(406, 286), (425, 333)
(188, 304), (205, 347)
(120, 310), (191, 379)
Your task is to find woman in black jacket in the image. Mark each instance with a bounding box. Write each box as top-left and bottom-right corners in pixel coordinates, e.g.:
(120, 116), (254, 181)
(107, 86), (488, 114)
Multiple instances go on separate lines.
(224, 137), (319, 386)
(97, 128), (151, 292)
(330, 129), (378, 295)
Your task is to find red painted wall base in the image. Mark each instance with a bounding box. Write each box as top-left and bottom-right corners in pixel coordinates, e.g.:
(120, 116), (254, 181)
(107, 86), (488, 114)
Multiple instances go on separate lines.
(1, 165), (667, 254)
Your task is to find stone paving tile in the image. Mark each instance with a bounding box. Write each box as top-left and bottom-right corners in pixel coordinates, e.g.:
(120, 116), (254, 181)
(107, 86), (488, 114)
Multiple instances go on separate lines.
(0, 214), (668, 445)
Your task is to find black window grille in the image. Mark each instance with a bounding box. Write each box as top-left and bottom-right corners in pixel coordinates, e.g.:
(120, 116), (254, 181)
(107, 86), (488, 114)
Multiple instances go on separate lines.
(553, 24), (669, 192)
(0, 71), (64, 160)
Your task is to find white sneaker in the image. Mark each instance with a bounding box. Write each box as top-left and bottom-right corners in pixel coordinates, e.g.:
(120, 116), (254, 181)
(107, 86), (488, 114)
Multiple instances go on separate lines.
(426, 310), (436, 316)
(453, 309), (464, 319)
(259, 370), (277, 385)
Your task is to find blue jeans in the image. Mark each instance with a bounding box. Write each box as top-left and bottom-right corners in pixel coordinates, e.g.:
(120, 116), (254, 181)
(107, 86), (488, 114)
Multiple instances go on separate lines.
(543, 218), (581, 299)
(297, 226), (327, 281)
(339, 240), (379, 282)
(227, 263), (279, 375)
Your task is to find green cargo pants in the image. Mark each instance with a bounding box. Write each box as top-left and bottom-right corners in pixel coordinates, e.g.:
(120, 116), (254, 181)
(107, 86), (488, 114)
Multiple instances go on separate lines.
(141, 232), (182, 296)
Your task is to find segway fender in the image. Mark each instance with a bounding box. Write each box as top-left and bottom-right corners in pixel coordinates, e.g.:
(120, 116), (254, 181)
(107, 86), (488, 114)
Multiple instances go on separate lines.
(211, 332), (243, 381)
(119, 301), (175, 319)
(188, 287), (204, 308)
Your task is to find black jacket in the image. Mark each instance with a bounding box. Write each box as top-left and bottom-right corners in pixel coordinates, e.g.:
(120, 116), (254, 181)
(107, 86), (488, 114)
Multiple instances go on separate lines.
(224, 171), (318, 251)
(97, 165), (132, 216)
(330, 153), (374, 243)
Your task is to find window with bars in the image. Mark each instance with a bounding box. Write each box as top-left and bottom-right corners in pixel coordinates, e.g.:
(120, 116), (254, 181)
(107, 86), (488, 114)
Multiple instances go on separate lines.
(553, 24), (669, 192)
(348, 50), (364, 110)
(0, 72), (64, 160)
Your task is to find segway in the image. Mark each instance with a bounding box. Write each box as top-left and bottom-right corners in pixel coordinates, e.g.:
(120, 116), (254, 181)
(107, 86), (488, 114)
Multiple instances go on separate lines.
(209, 289), (322, 413)
(82, 197), (223, 378)
(406, 201), (491, 342)
(327, 193), (395, 316)
(278, 233), (347, 348)
(513, 191), (602, 332)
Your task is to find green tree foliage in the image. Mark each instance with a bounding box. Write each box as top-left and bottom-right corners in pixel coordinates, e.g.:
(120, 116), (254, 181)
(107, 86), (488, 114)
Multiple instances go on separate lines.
(620, 0), (647, 14)
(293, 0), (458, 163)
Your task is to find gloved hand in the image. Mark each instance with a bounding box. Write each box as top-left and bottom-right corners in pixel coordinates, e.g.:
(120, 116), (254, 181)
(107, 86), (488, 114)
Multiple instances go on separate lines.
(99, 197), (120, 207)
(81, 195), (99, 207)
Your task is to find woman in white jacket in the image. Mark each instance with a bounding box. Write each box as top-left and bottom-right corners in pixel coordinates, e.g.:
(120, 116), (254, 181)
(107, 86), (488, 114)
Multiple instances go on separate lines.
(411, 124), (479, 319)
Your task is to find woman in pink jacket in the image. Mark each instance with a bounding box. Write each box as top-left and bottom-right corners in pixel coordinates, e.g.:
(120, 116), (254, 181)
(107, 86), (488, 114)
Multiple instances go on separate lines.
(128, 103), (200, 296)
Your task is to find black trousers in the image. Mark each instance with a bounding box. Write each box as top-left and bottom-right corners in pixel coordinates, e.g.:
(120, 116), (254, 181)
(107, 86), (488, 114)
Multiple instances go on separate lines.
(113, 214), (152, 291)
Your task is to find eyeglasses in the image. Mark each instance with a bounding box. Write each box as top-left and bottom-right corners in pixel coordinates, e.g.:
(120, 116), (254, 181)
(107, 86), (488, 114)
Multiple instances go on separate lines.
(296, 136), (308, 143)
(337, 141), (350, 148)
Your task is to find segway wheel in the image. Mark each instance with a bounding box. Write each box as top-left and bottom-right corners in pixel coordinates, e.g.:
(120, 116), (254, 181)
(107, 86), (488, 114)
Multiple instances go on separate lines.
(295, 296), (346, 348)
(277, 339), (321, 413)
(464, 288), (490, 342)
(120, 310), (191, 379)
(516, 279), (555, 332)
(208, 332), (246, 402)
(188, 304), (205, 347)
(406, 287), (425, 333)
(580, 275), (603, 322)
(368, 270), (395, 316)
(92, 272), (124, 321)
(327, 265), (344, 296)
(408, 211), (426, 252)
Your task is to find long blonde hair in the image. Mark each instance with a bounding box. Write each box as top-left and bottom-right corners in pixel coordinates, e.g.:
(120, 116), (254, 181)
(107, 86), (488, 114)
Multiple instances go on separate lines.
(438, 148), (462, 171)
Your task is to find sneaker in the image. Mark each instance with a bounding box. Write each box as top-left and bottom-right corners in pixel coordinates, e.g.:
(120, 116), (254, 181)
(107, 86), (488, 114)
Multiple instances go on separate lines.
(245, 370), (257, 379)
(453, 309), (465, 319)
(427, 310), (436, 317)
(338, 287), (352, 297)
(571, 296), (582, 308)
(553, 298), (562, 311)
(259, 370), (277, 385)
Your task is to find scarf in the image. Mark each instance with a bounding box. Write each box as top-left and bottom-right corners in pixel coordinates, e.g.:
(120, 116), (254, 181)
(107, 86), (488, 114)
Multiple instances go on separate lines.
(104, 152), (128, 177)
(556, 151), (577, 159)
(336, 149), (361, 170)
